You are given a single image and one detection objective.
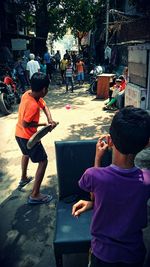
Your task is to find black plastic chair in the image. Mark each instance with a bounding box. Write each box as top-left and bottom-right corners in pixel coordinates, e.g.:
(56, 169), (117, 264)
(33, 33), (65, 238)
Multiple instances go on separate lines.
(53, 140), (112, 267)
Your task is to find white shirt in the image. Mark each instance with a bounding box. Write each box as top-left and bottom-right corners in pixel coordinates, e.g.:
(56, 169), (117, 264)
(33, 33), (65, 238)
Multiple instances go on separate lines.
(26, 60), (40, 79)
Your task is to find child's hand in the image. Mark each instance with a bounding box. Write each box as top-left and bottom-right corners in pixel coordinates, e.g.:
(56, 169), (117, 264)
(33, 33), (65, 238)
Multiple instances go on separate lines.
(48, 121), (58, 130)
(95, 135), (111, 166)
(72, 200), (93, 217)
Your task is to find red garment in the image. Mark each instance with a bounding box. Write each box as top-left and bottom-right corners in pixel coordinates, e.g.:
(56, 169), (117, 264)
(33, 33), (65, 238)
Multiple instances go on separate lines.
(4, 76), (16, 92)
(113, 84), (123, 92)
(120, 80), (126, 90)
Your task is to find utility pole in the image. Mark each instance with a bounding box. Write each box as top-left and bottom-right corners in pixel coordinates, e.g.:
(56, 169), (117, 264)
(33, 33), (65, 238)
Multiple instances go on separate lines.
(105, 0), (109, 46)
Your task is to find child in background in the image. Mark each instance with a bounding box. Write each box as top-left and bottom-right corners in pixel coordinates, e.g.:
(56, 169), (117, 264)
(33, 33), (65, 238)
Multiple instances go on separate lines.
(65, 60), (74, 93)
(103, 78), (124, 111)
(76, 58), (85, 85)
(72, 106), (150, 267)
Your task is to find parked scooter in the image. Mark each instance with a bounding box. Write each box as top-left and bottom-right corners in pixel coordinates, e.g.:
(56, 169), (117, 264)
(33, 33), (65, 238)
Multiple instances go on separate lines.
(0, 73), (21, 115)
(89, 65), (103, 94)
(0, 81), (15, 115)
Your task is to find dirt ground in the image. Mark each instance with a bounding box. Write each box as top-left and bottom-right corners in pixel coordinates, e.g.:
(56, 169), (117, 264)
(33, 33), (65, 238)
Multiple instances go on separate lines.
(0, 74), (149, 267)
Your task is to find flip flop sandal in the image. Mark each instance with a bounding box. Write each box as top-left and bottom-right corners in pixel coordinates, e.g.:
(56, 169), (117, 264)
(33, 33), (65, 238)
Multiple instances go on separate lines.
(18, 176), (33, 189)
(27, 195), (53, 205)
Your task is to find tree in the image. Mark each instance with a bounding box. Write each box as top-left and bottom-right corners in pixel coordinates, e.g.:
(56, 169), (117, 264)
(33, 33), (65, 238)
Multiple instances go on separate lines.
(12, 0), (67, 54)
(61, 0), (97, 49)
(12, 0), (100, 54)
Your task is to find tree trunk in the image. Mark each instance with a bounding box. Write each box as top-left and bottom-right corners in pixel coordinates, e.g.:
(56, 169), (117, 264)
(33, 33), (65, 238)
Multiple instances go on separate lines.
(34, 0), (49, 56)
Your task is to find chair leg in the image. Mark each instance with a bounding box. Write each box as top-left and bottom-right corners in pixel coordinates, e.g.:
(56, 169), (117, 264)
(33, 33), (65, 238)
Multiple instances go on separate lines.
(54, 250), (63, 267)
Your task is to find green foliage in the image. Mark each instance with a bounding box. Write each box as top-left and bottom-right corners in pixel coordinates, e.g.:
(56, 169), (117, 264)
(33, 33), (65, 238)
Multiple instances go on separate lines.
(61, 0), (96, 35)
(12, 0), (101, 40)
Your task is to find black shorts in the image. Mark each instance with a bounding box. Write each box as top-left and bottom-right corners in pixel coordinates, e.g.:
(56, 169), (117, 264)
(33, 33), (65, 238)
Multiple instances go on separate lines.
(15, 136), (47, 163)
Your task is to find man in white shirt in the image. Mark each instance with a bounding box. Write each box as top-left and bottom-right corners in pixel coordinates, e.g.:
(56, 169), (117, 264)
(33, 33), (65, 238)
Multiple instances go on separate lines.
(26, 53), (40, 81)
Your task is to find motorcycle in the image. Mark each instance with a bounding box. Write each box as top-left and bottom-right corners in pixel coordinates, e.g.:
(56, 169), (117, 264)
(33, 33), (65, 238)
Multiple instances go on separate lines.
(89, 65), (104, 95)
(0, 75), (21, 115)
(0, 81), (15, 115)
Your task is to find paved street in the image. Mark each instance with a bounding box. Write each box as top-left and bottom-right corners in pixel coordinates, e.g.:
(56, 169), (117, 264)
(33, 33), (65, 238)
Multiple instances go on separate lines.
(0, 77), (150, 267)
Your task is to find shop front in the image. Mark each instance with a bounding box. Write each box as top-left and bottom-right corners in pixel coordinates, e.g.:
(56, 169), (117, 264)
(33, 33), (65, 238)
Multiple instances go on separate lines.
(125, 44), (150, 110)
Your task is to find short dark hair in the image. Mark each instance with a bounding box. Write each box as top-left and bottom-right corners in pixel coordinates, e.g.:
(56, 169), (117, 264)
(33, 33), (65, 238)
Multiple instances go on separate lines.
(109, 106), (150, 154)
(30, 72), (49, 92)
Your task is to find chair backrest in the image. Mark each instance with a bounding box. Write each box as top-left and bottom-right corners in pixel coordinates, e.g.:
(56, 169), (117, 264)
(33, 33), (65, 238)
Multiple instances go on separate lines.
(55, 140), (112, 200)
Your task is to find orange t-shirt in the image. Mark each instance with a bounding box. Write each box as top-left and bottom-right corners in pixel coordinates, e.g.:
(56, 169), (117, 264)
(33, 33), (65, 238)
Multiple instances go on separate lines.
(76, 61), (84, 73)
(15, 90), (46, 139)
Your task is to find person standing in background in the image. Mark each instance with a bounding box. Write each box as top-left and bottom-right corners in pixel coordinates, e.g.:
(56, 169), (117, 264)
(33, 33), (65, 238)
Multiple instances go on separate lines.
(64, 50), (71, 61)
(76, 58), (85, 85)
(54, 50), (61, 70)
(26, 53), (40, 83)
(65, 60), (74, 93)
(40, 59), (47, 74)
(14, 56), (27, 93)
(44, 48), (52, 82)
(60, 55), (68, 84)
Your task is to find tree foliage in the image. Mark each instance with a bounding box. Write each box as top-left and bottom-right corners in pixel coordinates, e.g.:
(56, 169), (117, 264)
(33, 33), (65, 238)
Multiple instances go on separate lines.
(13, 0), (98, 39)
(61, 0), (96, 36)
(12, 0), (66, 38)
(12, 0), (101, 53)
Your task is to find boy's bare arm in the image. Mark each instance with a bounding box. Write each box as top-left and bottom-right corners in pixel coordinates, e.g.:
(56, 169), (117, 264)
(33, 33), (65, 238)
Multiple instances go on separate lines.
(43, 105), (56, 127)
(94, 135), (110, 167)
(90, 135), (111, 202)
(22, 120), (47, 128)
(22, 105), (57, 129)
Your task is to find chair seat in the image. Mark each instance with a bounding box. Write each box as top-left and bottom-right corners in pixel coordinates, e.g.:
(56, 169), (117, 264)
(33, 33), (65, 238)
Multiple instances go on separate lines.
(53, 200), (92, 253)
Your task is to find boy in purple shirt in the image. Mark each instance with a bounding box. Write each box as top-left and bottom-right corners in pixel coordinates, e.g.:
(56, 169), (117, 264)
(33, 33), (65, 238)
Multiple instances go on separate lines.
(72, 106), (150, 267)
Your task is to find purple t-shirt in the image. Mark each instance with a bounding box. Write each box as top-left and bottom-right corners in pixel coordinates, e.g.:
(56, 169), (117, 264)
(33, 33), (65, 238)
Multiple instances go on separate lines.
(79, 164), (150, 263)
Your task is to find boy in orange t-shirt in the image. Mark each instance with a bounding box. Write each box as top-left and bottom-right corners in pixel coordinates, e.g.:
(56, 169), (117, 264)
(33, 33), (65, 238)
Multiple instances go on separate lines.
(76, 58), (85, 85)
(15, 72), (57, 204)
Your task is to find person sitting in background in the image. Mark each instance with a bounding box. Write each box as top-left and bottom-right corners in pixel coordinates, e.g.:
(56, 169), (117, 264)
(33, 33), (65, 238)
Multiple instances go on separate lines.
(103, 76), (126, 111)
(3, 70), (20, 103)
(106, 76), (116, 103)
(116, 75), (126, 109)
(3, 71), (16, 93)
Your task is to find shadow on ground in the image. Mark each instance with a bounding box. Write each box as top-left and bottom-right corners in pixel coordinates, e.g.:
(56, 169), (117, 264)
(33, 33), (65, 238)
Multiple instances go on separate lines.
(0, 176), (57, 267)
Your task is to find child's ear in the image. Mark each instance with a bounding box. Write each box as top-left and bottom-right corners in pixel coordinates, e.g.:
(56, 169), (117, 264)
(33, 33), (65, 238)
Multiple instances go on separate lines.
(41, 87), (47, 95)
(108, 135), (113, 148)
(42, 87), (45, 93)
